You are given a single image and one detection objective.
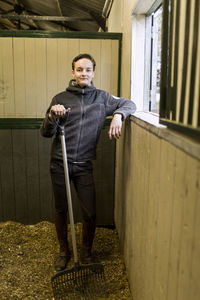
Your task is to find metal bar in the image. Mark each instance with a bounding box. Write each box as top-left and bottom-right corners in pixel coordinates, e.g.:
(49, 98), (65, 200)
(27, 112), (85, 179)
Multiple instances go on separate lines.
(171, 0), (180, 121)
(188, 0), (199, 124)
(179, 0), (191, 123)
(60, 129), (78, 264)
(0, 7), (38, 30)
(0, 15), (94, 21)
(166, 0), (174, 120)
(160, 0), (200, 135)
(159, 0), (169, 118)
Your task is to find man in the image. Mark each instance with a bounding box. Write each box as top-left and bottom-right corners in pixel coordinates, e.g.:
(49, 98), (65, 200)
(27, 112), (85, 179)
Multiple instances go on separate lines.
(40, 53), (136, 272)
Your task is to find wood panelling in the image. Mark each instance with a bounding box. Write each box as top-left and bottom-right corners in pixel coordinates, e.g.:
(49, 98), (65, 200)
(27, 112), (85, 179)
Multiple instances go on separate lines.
(0, 38), (15, 117)
(13, 38), (26, 117)
(0, 130), (15, 220)
(115, 119), (200, 300)
(0, 125), (115, 225)
(0, 34), (119, 225)
(0, 130), (51, 224)
(0, 37), (120, 118)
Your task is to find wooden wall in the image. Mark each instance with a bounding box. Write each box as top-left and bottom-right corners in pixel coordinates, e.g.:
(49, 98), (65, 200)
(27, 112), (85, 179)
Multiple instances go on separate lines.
(115, 118), (200, 300)
(0, 129), (52, 224)
(0, 33), (120, 225)
(0, 36), (119, 117)
(0, 125), (115, 225)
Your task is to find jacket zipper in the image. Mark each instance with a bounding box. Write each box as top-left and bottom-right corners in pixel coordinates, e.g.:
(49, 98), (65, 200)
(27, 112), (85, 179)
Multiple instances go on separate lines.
(75, 89), (84, 161)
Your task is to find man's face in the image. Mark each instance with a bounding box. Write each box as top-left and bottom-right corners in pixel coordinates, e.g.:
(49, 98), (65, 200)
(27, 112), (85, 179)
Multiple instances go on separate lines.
(72, 58), (95, 87)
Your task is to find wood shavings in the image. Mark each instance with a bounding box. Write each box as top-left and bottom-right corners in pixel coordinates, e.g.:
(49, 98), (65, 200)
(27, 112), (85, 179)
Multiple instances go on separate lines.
(0, 221), (132, 299)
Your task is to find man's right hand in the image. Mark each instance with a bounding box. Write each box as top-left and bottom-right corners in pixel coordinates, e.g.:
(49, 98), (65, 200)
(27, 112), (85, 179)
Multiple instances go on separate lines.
(48, 104), (66, 120)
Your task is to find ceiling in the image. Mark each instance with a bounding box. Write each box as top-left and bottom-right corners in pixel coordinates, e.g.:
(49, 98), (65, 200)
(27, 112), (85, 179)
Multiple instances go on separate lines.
(0, 0), (113, 31)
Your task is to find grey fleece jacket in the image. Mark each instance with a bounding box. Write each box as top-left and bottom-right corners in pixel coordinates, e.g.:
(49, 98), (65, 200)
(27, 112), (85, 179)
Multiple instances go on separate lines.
(40, 80), (136, 162)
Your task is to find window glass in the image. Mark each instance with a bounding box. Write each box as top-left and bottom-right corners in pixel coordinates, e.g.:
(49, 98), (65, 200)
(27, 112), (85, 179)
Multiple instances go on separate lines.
(151, 5), (162, 113)
(145, 5), (163, 114)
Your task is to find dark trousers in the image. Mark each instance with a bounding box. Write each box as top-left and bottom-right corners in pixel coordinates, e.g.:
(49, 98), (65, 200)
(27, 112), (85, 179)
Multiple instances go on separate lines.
(50, 159), (96, 221)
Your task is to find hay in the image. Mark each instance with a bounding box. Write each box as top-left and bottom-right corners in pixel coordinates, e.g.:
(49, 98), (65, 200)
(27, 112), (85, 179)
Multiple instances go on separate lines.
(0, 221), (132, 299)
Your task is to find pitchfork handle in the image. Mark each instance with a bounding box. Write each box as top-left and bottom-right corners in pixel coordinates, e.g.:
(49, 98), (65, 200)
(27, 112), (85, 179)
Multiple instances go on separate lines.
(59, 126), (79, 264)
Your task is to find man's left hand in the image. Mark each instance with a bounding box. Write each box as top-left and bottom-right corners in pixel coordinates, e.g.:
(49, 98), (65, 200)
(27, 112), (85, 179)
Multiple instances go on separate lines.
(108, 114), (122, 140)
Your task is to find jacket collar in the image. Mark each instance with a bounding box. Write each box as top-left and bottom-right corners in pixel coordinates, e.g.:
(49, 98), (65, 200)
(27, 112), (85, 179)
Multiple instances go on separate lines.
(66, 79), (96, 95)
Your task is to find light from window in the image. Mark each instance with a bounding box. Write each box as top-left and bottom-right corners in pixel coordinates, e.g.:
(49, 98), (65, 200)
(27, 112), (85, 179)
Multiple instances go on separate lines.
(145, 5), (163, 114)
(150, 5), (162, 113)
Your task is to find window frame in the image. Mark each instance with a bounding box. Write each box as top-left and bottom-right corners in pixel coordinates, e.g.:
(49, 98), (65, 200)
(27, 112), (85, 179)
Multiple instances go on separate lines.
(131, 0), (200, 137)
(144, 4), (162, 114)
(131, 0), (162, 113)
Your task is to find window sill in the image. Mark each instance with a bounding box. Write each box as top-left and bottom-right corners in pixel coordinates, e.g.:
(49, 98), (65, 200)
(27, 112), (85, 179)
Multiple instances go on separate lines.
(130, 112), (200, 161)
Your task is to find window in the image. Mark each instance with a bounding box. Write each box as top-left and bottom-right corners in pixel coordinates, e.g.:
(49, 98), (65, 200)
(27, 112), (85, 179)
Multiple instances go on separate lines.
(132, 0), (199, 137)
(131, 0), (162, 113)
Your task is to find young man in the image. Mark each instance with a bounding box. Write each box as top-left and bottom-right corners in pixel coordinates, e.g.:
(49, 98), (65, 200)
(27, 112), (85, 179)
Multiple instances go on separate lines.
(40, 53), (136, 271)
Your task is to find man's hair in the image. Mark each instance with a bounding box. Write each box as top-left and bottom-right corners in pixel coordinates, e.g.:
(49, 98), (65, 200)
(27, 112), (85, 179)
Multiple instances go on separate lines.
(72, 53), (96, 71)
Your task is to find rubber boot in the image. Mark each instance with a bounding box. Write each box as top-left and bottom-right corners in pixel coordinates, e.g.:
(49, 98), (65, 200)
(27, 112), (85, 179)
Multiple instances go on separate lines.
(54, 212), (71, 271)
(80, 218), (96, 264)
